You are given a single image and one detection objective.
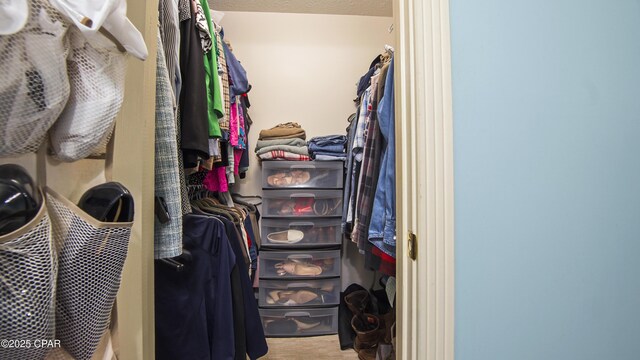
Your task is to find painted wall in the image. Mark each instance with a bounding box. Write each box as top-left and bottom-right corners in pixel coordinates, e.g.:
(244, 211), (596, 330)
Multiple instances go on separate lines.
(218, 11), (394, 289)
(451, 1), (640, 359)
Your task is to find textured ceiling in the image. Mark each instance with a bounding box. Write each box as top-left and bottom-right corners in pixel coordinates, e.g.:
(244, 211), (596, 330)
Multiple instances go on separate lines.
(209, 0), (393, 17)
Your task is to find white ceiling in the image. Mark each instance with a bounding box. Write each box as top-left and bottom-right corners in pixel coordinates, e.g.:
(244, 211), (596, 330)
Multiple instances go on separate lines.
(209, 0), (393, 17)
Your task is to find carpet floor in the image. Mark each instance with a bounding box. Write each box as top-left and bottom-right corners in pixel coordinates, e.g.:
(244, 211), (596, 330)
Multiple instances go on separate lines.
(259, 335), (358, 359)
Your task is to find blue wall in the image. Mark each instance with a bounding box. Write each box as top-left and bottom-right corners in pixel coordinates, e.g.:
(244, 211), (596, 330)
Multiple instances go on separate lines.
(450, 1), (640, 359)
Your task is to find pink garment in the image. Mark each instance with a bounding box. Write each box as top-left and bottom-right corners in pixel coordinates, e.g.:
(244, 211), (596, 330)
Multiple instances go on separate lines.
(233, 149), (243, 175)
(237, 103), (246, 149)
(229, 99), (247, 149)
(229, 101), (240, 147)
(203, 167), (228, 192)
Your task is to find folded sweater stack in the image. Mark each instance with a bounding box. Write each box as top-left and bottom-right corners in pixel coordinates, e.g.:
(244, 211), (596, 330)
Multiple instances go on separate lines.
(256, 123), (309, 161)
(308, 135), (347, 161)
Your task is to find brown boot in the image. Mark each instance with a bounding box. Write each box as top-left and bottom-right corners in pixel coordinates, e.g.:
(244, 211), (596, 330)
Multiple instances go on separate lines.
(378, 311), (396, 344)
(345, 290), (370, 315)
(352, 314), (384, 359)
(357, 347), (377, 360)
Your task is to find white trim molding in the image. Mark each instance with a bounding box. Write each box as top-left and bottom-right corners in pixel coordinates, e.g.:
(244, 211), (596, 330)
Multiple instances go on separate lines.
(395, 0), (455, 358)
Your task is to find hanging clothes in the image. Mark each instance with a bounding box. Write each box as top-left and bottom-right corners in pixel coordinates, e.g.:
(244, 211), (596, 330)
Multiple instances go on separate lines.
(222, 39), (250, 101)
(154, 30), (183, 259)
(158, 0), (181, 102)
(197, 0), (224, 138)
(214, 23), (231, 131)
(342, 51), (397, 276)
(351, 66), (385, 250)
(178, 0), (209, 168)
(156, 215), (241, 360)
(368, 57), (396, 257)
(157, 2), (264, 356)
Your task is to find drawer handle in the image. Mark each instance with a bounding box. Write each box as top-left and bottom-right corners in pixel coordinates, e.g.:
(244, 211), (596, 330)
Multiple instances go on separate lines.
(289, 221), (315, 228)
(287, 254), (313, 260)
(288, 282), (313, 288)
(291, 164), (316, 169)
(289, 193), (316, 199)
(285, 311), (311, 317)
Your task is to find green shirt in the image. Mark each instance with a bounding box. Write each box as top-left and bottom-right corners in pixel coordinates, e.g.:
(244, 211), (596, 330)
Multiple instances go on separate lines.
(200, 0), (224, 137)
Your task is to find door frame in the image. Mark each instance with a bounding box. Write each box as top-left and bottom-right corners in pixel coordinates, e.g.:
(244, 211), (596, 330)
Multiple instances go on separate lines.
(394, 0), (455, 359)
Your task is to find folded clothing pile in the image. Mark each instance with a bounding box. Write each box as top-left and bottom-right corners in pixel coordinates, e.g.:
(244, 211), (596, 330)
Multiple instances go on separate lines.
(255, 122), (309, 161)
(308, 135), (347, 161)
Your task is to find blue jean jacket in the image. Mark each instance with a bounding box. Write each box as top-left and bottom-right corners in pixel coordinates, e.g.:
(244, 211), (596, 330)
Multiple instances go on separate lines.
(368, 58), (396, 257)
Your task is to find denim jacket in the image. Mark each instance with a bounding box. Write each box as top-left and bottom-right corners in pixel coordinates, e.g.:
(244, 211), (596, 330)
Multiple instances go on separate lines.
(368, 57), (396, 257)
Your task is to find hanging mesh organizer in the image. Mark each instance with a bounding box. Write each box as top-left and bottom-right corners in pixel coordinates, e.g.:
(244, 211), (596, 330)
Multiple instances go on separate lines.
(48, 26), (127, 162)
(0, 1), (70, 157)
(46, 188), (133, 360)
(0, 192), (56, 360)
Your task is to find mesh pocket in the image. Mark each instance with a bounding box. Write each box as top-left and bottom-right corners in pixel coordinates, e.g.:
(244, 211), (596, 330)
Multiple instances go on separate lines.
(46, 188), (132, 360)
(0, 1), (70, 157)
(0, 196), (56, 360)
(48, 26), (126, 162)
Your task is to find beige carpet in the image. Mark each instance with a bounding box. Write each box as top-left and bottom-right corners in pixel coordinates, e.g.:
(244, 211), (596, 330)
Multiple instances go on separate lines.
(260, 335), (358, 359)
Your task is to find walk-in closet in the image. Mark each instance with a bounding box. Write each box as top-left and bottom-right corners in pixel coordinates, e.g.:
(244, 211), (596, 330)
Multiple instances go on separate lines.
(1, 0), (455, 359)
(152, 1), (398, 359)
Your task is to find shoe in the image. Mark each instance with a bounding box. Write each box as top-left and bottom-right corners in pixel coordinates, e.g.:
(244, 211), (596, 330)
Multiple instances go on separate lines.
(0, 164), (39, 236)
(267, 229), (304, 244)
(275, 261), (323, 276)
(345, 290), (370, 315)
(77, 182), (134, 222)
(267, 172), (293, 186)
(293, 317), (321, 330)
(264, 319), (297, 334)
(379, 311), (396, 344)
(290, 170), (311, 185)
(357, 347), (377, 360)
(352, 313), (384, 359)
(313, 199), (342, 216)
(267, 289), (319, 306)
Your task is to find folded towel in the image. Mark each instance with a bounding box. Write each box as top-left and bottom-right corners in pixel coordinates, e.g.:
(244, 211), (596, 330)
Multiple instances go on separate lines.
(256, 144), (309, 156)
(255, 138), (307, 152)
(259, 122), (306, 140)
(259, 150), (311, 161)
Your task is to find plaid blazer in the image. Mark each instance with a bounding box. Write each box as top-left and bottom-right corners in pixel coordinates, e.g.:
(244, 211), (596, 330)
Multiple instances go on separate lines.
(155, 32), (184, 259)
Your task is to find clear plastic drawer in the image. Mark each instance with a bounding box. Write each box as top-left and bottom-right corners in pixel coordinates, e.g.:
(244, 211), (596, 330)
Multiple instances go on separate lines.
(262, 190), (343, 218)
(261, 218), (342, 248)
(260, 307), (339, 337)
(259, 250), (341, 279)
(259, 278), (341, 308)
(262, 161), (344, 189)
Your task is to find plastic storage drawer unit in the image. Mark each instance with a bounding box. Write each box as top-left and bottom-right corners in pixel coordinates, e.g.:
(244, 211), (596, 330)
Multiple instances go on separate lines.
(261, 218), (342, 248)
(262, 189), (343, 218)
(260, 307), (339, 337)
(262, 161), (344, 189)
(259, 250), (341, 279)
(259, 278), (341, 308)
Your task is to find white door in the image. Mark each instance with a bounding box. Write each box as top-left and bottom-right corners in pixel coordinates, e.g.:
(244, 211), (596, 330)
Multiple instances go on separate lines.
(394, 0), (455, 359)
